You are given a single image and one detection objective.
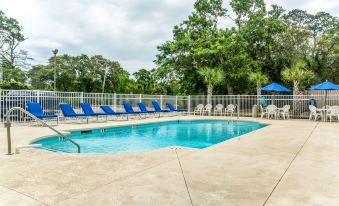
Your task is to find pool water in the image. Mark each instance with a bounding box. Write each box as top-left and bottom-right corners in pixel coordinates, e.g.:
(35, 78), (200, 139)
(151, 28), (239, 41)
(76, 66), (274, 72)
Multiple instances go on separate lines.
(32, 120), (267, 153)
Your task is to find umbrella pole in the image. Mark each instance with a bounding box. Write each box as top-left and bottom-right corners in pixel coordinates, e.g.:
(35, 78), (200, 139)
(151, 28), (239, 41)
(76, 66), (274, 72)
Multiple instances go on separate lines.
(325, 90), (328, 121)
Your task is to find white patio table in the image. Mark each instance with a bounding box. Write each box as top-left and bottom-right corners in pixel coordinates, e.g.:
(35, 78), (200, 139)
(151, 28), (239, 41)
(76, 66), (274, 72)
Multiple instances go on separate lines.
(316, 107), (339, 122)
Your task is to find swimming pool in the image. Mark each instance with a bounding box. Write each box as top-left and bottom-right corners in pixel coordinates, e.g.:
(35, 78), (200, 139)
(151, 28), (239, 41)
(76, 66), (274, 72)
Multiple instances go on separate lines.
(32, 120), (267, 153)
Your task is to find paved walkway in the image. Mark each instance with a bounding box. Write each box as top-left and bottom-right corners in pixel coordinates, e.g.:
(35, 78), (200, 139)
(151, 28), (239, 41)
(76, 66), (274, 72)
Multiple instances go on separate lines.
(0, 116), (338, 205)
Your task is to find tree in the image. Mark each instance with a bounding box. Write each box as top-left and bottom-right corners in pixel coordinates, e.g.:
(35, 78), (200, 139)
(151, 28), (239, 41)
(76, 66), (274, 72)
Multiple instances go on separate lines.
(285, 10), (339, 82)
(27, 65), (53, 90)
(155, 0), (227, 95)
(133, 69), (154, 94)
(209, 29), (257, 94)
(197, 67), (224, 95)
(0, 79), (31, 89)
(230, 0), (266, 29)
(0, 10), (31, 71)
(281, 60), (315, 95)
(249, 71), (268, 96)
(27, 54), (130, 93)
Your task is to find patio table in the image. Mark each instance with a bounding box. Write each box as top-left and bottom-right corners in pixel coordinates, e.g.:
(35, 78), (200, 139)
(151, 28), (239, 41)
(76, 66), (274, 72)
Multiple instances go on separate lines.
(276, 107), (285, 120)
(316, 108), (331, 121)
(276, 108), (284, 119)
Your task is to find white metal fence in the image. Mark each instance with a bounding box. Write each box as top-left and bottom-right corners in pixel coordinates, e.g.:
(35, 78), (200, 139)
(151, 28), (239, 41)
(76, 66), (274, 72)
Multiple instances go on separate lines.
(189, 94), (339, 118)
(1, 89), (339, 122)
(0, 90), (188, 123)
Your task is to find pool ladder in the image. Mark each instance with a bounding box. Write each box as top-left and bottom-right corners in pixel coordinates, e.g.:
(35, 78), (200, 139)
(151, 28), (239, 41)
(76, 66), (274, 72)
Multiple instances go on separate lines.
(4, 107), (80, 154)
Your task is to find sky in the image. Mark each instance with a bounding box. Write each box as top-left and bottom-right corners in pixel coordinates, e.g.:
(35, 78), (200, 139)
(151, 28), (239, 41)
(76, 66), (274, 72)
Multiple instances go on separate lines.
(0, 0), (338, 73)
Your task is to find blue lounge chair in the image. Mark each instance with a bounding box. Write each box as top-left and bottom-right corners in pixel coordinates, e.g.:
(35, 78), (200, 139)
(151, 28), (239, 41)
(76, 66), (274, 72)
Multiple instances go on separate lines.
(123, 101), (147, 118)
(137, 102), (157, 113)
(80, 102), (109, 121)
(80, 102), (108, 116)
(137, 102), (158, 117)
(166, 102), (188, 112)
(59, 103), (90, 123)
(151, 100), (171, 112)
(27, 102), (59, 124)
(100, 105), (129, 120)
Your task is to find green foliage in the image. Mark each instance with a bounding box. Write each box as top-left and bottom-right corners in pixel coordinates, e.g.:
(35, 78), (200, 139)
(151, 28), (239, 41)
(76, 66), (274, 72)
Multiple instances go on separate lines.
(155, 0), (338, 95)
(197, 67), (224, 95)
(0, 79), (31, 89)
(282, 60), (315, 94)
(1, 67), (27, 82)
(156, 0), (227, 95)
(249, 71), (268, 95)
(249, 71), (268, 85)
(0, 10), (30, 70)
(230, 0), (266, 28)
(27, 54), (130, 93)
(133, 69), (154, 94)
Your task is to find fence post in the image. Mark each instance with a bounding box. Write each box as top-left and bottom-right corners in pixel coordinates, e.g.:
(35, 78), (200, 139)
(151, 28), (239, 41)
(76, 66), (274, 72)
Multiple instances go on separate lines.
(188, 95), (191, 113)
(237, 94), (240, 119)
(113, 93), (117, 110)
(80, 92), (84, 103)
(0, 89), (2, 122)
(160, 95), (163, 107)
(139, 94), (142, 103)
(36, 90), (40, 104)
(175, 96), (178, 109)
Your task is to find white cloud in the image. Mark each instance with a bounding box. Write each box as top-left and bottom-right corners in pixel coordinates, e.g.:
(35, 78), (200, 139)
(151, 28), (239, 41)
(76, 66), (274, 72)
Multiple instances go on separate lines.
(0, 0), (337, 73)
(305, 0), (339, 13)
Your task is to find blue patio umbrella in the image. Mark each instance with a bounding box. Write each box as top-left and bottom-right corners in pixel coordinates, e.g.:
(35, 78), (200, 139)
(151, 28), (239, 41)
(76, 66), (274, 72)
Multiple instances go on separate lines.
(308, 85), (317, 90)
(261, 82), (291, 92)
(309, 80), (339, 106)
(309, 81), (339, 91)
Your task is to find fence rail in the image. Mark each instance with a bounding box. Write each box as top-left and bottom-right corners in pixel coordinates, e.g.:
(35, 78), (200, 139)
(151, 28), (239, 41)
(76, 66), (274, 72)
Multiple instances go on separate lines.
(1, 89), (339, 122)
(189, 94), (339, 118)
(0, 90), (188, 123)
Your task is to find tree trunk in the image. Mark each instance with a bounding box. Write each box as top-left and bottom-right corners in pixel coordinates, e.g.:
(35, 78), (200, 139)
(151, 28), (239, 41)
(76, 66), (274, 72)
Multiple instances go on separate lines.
(293, 80), (299, 96)
(207, 84), (213, 96)
(257, 83), (262, 96)
(292, 80), (300, 116)
(227, 83), (233, 95)
(257, 83), (262, 108)
(206, 84), (213, 105)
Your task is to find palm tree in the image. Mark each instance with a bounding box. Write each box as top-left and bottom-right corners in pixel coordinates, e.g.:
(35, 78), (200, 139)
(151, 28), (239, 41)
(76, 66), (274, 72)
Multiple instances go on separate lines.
(282, 60), (315, 115)
(282, 60), (315, 95)
(249, 71), (269, 96)
(197, 67), (224, 96)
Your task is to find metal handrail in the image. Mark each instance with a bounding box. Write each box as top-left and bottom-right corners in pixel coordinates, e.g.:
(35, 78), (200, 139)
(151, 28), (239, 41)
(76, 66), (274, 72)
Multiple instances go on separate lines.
(4, 107), (80, 154)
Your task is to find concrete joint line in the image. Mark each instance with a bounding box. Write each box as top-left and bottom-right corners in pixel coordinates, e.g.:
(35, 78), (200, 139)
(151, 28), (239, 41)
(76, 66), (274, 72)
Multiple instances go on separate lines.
(57, 150), (198, 205)
(175, 150), (194, 206)
(0, 184), (50, 206)
(262, 122), (320, 206)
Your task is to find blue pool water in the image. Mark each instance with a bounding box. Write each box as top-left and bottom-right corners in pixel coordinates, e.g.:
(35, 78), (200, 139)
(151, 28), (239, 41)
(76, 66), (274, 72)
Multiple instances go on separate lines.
(32, 120), (267, 153)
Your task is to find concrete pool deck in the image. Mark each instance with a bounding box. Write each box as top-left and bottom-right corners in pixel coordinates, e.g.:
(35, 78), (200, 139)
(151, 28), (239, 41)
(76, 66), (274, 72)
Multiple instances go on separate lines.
(0, 116), (338, 205)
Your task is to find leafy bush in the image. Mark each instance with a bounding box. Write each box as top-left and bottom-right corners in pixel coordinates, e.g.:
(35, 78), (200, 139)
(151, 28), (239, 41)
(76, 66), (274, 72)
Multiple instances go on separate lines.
(0, 80), (32, 90)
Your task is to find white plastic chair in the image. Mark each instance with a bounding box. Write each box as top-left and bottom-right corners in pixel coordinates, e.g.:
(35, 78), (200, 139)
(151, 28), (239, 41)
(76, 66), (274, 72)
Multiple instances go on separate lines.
(266, 105), (278, 119)
(225, 104), (236, 117)
(202, 104), (213, 115)
(194, 104), (204, 115)
(279, 105), (290, 120)
(260, 105), (268, 118)
(326, 107), (339, 122)
(213, 104), (224, 116)
(309, 105), (322, 121)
